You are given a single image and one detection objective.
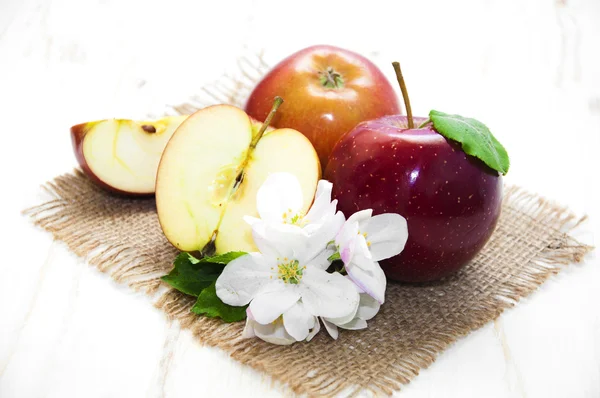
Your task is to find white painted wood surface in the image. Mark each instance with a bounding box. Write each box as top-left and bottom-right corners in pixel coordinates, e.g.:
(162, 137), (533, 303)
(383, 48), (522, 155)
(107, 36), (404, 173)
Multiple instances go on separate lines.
(1, 0), (599, 396)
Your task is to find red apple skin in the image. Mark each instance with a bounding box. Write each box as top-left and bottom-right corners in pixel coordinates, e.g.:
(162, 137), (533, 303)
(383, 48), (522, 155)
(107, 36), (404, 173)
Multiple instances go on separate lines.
(325, 115), (503, 282)
(244, 45), (401, 169)
(70, 122), (152, 197)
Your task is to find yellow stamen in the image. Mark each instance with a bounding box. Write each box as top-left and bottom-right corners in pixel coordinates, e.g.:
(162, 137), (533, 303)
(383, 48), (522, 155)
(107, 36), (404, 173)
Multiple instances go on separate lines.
(277, 259), (303, 284)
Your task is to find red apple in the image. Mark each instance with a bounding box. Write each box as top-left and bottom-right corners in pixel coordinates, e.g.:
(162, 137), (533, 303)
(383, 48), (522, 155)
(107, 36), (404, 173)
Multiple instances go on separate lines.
(244, 45), (401, 169)
(325, 115), (503, 282)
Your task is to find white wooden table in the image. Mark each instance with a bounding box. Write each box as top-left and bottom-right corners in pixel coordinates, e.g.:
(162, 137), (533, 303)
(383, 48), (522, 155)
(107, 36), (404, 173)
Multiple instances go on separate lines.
(1, 0), (599, 396)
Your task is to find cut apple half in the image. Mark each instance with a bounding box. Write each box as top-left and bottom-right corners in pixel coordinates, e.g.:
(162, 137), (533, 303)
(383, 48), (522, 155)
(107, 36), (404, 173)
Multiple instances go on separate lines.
(71, 115), (188, 195)
(156, 104), (320, 254)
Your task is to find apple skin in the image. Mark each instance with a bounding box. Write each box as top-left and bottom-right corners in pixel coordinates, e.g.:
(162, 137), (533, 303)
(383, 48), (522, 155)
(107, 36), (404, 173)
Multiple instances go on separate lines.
(244, 45), (401, 169)
(325, 115), (503, 282)
(70, 122), (145, 196)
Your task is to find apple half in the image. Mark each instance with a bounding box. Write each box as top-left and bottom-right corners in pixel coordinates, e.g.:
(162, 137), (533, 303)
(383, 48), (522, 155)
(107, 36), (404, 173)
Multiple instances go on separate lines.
(156, 104), (320, 254)
(71, 115), (188, 195)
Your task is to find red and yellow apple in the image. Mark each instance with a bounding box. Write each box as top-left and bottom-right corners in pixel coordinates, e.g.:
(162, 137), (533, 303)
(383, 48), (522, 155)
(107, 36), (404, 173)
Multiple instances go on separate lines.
(155, 104), (320, 254)
(244, 45), (401, 169)
(71, 116), (187, 195)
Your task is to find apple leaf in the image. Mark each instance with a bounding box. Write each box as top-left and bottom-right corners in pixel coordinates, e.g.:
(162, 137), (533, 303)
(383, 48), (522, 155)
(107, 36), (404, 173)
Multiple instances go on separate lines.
(429, 110), (510, 174)
(162, 251), (247, 297)
(196, 251), (248, 265)
(192, 282), (247, 322)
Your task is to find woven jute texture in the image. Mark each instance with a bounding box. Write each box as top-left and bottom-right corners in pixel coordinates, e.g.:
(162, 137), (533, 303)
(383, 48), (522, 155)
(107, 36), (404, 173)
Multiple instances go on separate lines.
(25, 55), (593, 396)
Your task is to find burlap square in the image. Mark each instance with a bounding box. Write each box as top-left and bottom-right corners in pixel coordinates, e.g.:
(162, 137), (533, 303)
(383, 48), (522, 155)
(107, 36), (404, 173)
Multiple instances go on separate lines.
(25, 55), (593, 396)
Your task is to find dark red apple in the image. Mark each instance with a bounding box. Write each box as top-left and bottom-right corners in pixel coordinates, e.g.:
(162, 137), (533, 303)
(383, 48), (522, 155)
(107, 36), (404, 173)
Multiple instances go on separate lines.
(325, 115), (503, 282)
(244, 45), (401, 169)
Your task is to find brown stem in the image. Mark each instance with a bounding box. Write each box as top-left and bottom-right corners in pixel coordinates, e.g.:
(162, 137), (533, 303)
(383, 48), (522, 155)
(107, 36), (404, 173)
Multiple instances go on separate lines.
(250, 96), (283, 148)
(319, 68), (344, 89)
(392, 62), (414, 129)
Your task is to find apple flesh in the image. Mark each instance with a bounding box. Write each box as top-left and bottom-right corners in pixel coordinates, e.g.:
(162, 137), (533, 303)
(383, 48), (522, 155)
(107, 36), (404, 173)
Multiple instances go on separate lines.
(156, 104), (320, 254)
(245, 45), (401, 169)
(71, 115), (187, 195)
(325, 115), (503, 282)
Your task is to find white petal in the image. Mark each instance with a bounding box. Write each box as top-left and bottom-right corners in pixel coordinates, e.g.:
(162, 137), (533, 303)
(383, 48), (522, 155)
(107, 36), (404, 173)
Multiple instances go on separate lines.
(346, 260), (387, 305)
(215, 253), (278, 306)
(241, 317), (256, 339)
(243, 215), (261, 227)
(299, 267), (359, 319)
(251, 222), (310, 261)
(282, 302), (314, 341)
(250, 222), (279, 259)
(316, 211), (346, 243)
(306, 246), (335, 270)
(249, 288), (301, 324)
(306, 317), (321, 342)
(336, 318), (368, 330)
(304, 210), (345, 240)
(256, 172), (303, 224)
(346, 275), (365, 293)
(325, 292), (380, 330)
(323, 298), (359, 326)
(346, 209), (373, 225)
(337, 221), (358, 264)
(363, 213), (409, 261)
(253, 222), (310, 261)
(349, 234), (374, 270)
(321, 318), (339, 340)
(356, 293), (381, 321)
(266, 223), (310, 259)
(302, 211), (345, 268)
(252, 318), (297, 345)
(335, 218), (355, 247)
(304, 180), (335, 224)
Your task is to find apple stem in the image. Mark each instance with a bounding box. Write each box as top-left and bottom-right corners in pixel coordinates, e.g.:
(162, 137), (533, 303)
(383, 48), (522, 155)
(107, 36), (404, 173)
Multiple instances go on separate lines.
(417, 118), (431, 129)
(319, 68), (344, 89)
(392, 62), (414, 129)
(250, 96), (284, 148)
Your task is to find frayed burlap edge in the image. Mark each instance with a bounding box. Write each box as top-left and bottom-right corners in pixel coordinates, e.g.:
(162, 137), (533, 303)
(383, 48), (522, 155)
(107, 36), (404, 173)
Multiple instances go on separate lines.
(24, 173), (170, 294)
(24, 172), (593, 397)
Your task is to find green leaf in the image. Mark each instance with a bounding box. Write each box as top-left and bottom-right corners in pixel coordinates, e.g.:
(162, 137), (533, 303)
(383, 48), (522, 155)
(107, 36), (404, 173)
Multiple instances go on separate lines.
(161, 251), (247, 297)
(199, 251), (247, 265)
(429, 110), (510, 174)
(191, 282), (247, 322)
(185, 252), (200, 264)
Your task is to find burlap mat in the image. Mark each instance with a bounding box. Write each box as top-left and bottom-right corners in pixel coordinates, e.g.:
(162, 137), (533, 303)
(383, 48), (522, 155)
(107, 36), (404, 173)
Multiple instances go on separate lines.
(25, 55), (593, 396)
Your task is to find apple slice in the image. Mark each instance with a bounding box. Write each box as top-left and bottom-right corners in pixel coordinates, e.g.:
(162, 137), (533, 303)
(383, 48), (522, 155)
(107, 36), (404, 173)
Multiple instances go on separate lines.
(71, 115), (188, 195)
(156, 104), (320, 254)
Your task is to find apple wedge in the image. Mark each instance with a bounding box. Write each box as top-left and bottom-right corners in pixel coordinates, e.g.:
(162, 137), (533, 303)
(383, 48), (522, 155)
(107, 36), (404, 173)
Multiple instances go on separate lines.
(156, 104), (320, 253)
(71, 115), (188, 195)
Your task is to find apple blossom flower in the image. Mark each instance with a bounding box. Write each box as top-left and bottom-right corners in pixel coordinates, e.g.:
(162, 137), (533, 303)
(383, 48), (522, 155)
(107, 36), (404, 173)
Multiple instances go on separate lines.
(335, 210), (408, 304)
(244, 172), (345, 267)
(216, 172), (409, 345)
(216, 223), (359, 345)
